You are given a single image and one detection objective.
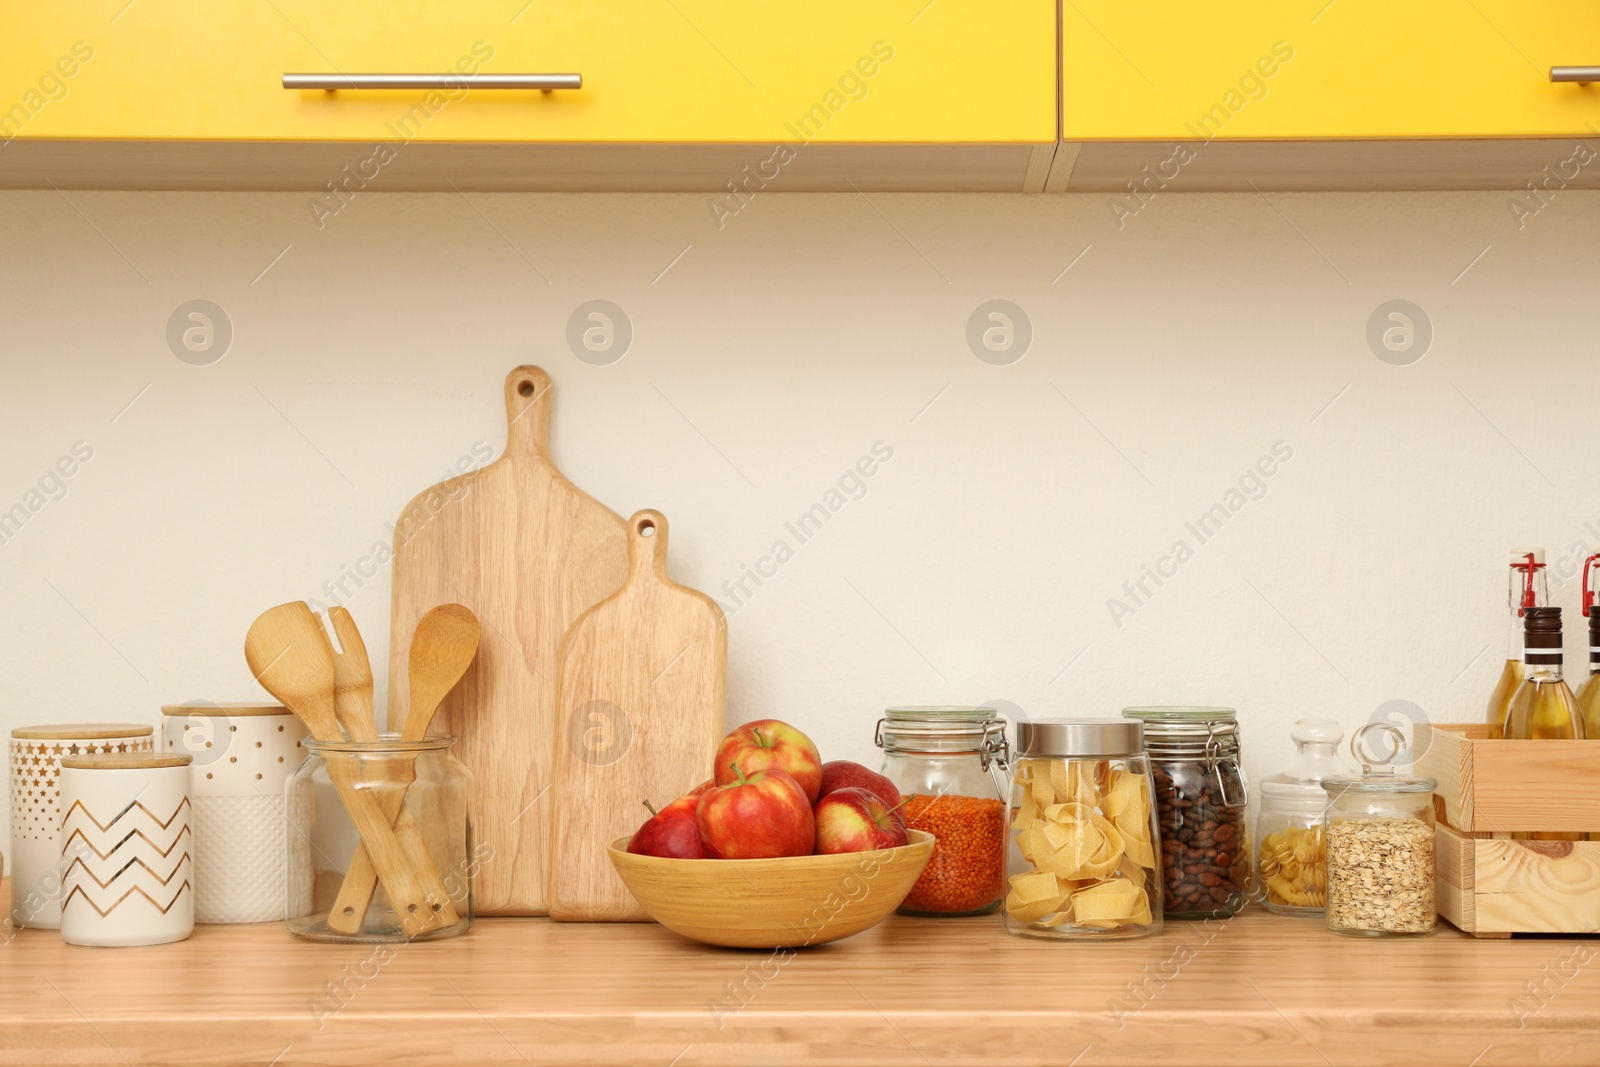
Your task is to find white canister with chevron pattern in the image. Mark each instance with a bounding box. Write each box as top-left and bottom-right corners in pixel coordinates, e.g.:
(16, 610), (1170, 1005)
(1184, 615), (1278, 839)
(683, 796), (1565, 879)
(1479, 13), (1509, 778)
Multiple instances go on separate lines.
(162, 703), (308, 924)
(8, 723), (155, 930)
(59, 753), (193, 947)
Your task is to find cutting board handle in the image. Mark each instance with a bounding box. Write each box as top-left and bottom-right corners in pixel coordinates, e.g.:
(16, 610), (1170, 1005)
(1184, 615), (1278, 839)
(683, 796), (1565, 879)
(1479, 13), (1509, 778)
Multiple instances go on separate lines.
(503, 365), (554, 464)
(627, 509), (670, 583)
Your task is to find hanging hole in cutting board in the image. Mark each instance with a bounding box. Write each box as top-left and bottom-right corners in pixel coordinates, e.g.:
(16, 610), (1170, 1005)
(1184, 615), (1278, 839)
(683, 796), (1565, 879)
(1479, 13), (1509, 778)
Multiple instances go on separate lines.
(518, 380), (534, 396)
(638, 520), (656, 537)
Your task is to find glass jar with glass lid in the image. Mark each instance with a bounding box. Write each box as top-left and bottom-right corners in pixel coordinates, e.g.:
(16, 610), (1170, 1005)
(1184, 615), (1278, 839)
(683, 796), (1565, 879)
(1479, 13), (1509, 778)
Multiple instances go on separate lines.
(994, 718), (1163, 940)
(1122, 707), (1249, 920)
(875, 707), (1008, 917)
(1255, 718), (1343, 916)
(1322, 723), (1436, 938)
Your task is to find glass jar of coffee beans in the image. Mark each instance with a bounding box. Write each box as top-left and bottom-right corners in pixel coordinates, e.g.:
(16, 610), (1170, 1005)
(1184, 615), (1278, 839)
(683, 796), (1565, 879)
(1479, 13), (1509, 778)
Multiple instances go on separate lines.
(1122, 707), (1250, 920)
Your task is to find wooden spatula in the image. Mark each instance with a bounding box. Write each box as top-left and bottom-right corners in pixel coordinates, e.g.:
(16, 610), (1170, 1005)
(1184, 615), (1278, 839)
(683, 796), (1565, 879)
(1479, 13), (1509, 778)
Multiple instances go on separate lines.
(547, 510), (726, 920)
(328, 605), (479, 928)
(244, 602), (442, 937)
(323, 607), (459, 934)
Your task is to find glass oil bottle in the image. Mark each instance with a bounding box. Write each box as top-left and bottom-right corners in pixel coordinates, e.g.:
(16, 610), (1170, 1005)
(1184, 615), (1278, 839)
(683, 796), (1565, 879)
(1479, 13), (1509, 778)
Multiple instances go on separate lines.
(1487, 549), (1547, 739)
(1575, 555), (1600, 740)
(1504, 606), (1586, 841)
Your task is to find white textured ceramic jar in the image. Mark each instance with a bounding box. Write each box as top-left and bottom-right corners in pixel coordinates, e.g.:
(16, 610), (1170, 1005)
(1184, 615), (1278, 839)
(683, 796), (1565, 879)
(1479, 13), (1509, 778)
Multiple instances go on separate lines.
(59, 753), (194, 947)
(8, 723), (154, 930)
(162, 703), (308, 924)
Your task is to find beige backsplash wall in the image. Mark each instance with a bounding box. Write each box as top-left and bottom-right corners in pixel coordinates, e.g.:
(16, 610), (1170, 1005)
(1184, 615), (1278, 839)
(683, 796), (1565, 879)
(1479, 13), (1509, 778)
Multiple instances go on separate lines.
(3, 189), (1598, 855)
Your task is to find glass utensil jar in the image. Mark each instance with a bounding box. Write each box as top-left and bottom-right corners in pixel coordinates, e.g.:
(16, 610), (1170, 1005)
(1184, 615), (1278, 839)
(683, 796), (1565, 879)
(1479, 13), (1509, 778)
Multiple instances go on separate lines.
(994, 719), (1163, 940)
(876, 707), (1008, 917)
(286, 735), (474, 942)
(1254, 718), (1343, 917)
(1123, 707), (1249, 920)
(1322, 724), (1436, 938)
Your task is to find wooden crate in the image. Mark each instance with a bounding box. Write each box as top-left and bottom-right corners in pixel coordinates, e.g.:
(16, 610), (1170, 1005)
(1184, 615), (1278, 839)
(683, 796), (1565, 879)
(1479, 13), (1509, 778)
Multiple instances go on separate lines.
(1437, 824), (1600, 937)
(1415, 723), (1600, 836)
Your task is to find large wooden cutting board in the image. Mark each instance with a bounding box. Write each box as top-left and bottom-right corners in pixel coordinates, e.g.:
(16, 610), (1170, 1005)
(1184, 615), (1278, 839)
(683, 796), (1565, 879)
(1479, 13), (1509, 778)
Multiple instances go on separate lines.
(547, 510), (726, 921)
(389, 365), (629, 916)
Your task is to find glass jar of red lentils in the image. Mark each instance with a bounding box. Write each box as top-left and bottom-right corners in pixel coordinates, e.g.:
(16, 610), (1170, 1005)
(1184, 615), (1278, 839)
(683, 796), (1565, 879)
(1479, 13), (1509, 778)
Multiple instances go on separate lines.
(876, 707), (1008, 917)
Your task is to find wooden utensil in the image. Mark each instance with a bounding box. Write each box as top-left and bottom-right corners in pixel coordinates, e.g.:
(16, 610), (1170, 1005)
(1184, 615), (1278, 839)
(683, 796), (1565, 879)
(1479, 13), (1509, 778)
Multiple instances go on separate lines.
(323, 607), (459, 934)
(403, 605), (482, 741)
(388, 366), (630, 915)
(547, 510), (726, 921)
(244, 602), (443, 937)
(328, 604), (479, 927)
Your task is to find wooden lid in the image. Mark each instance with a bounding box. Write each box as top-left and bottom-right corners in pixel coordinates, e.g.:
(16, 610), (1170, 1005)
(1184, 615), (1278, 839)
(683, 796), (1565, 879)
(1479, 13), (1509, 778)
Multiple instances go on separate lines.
(160, 703), (290, 717)
(11, 723), (154, 741)
(61, 753), (192, 771)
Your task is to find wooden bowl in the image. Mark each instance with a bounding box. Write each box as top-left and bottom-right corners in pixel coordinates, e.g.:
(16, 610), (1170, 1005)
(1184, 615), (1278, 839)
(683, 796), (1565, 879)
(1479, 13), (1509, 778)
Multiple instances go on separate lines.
(608, 829), (935, 949)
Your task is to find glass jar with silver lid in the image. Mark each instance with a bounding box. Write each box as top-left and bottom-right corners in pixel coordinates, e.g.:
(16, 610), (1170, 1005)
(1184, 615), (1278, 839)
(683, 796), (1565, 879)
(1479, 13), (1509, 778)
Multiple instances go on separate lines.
(992, 719), (1163, 940)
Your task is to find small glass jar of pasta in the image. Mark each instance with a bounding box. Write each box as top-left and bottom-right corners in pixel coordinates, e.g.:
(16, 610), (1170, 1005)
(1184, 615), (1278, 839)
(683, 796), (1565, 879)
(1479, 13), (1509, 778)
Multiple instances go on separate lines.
(1254, 719), (1343, 917)
(990, 719), (1163, 940)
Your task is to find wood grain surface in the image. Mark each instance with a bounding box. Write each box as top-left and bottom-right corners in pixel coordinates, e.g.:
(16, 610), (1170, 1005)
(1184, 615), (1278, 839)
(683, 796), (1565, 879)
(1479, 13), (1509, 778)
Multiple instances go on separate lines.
(1438, 824), (1600, 936)
(547, 511), (725, 921)
(388, 366), (629, 915)
(4, 880), (1599, 1066)
(1418, 724), (1600, 835)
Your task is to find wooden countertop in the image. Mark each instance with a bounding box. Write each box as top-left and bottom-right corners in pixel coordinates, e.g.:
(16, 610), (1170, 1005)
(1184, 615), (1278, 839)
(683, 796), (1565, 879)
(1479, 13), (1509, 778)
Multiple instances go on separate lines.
(4, 880), (1598, 1067)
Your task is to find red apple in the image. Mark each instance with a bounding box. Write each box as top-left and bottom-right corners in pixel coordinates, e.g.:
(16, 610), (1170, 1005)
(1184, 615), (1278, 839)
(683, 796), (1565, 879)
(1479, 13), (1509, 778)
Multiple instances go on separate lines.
(817, 760), (902, 809)
(813, 787), (908, 854)
(627, 795), (705, 859)
(715, 719), (823, 801)
(696, 765), (814, 859)
(690, 778), (715, 796)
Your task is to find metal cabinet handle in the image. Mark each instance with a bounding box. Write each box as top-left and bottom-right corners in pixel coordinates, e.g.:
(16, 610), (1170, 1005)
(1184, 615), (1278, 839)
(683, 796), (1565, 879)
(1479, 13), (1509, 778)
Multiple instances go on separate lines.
(1550, 66), (1600, 83)
(283, 73), (581, 92)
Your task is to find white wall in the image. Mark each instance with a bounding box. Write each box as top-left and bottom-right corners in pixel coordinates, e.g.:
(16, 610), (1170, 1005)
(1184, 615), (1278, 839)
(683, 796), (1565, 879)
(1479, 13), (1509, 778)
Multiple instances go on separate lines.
(3, 188), (1598, 853)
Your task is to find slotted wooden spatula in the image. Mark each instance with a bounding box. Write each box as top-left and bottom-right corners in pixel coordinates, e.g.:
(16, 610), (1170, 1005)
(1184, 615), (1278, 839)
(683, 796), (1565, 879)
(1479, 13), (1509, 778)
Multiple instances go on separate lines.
(244, 602), (443, 937)
(328, 604), (479, 930)
(323, 607), (459, 934)
(547, 510), (726, 921)
(388, 366), (629, 915)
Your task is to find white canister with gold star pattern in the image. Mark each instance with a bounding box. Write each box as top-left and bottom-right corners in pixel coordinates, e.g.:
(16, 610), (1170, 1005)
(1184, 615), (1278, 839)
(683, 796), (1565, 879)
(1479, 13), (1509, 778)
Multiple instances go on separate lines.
(8, 723), (154, 929)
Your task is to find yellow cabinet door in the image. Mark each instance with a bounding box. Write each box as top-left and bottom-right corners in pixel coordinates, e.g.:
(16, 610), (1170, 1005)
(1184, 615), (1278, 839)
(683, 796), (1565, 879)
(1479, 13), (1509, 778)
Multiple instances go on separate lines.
(2, 0), (1055, 144)
(1063, 0), (1600, 139)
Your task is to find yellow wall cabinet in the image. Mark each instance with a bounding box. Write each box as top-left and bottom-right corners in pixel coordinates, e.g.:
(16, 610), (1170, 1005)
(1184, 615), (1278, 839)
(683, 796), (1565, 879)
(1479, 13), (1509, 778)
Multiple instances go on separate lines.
(1051, 0), (1600, 190)
(0, 0), (1059, 190)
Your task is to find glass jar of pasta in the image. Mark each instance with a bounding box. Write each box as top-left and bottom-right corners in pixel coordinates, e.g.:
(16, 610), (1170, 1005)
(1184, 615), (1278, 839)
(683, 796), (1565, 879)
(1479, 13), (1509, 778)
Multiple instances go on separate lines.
(1255, 719), (1343, 916)
(1122, 707), (1249, 920)
(993, 719), (1162, 940)
(876, 707), (1009, 917)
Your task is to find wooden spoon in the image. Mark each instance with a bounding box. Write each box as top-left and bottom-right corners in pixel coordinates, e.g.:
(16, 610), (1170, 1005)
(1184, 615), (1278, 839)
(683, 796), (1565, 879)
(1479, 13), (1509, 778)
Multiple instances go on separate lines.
(244, 602), (441, 937)
(403, 604), (482, 741)
(327, 605), (480, 929)
(323, 607), (460, 934)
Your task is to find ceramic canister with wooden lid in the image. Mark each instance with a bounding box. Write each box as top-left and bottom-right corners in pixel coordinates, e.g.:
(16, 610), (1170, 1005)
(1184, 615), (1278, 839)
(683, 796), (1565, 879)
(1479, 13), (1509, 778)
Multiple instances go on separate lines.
(8, 723), (155, 929)
(59, 752), (194, 947)
(161, 703), (309, 924)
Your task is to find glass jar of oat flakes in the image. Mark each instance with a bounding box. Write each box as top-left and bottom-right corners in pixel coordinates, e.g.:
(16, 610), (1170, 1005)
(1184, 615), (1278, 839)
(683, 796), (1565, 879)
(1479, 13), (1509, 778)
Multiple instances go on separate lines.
(876, 707), (1008, 917)
(1322, 723), (1436, 938)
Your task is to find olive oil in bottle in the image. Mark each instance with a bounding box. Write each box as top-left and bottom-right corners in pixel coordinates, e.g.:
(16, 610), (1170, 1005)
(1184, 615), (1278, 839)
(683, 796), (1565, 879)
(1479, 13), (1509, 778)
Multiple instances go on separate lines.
(1576, 555), (1600, 740)
(1505, 607), (1585, 841)
(1487, 549), (1547, 739)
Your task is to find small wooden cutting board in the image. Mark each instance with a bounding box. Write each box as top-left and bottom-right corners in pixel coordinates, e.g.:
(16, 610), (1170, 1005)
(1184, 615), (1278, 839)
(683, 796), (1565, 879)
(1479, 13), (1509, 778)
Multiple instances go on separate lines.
(388, 366), (629, 916)
(547, 510), (727, 921)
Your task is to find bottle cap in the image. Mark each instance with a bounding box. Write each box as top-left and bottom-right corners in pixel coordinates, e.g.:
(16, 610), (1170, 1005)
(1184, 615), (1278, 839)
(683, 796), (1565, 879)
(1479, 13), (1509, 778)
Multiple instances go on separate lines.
(1524, 605), (1562, 665)
(1510, 549), (1546, 567)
